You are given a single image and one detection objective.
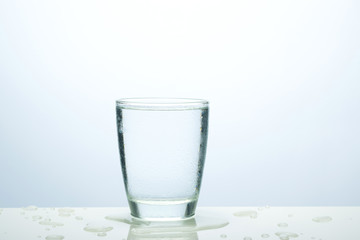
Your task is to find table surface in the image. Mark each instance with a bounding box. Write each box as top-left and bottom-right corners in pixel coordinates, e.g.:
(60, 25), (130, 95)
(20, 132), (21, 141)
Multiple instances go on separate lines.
(0, 206), (359, 240)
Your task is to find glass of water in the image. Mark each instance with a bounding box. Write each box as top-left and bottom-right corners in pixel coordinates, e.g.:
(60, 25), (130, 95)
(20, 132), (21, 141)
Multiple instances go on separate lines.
(116, 98), (209, 220)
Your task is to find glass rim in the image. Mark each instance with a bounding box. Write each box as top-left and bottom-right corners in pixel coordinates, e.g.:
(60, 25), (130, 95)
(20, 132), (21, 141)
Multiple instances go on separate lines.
(116, 97), (209, 110)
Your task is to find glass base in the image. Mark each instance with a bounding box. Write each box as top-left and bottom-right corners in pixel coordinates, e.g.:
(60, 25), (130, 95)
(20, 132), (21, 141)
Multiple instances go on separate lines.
(128, 198), (198, 221)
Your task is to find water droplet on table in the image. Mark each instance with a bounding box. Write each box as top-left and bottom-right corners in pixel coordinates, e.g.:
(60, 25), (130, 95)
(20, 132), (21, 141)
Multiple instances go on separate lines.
(275, 232), (299, 240)
(39, 219), (64, 227)
(261, 233), (270, 238)
(312, 216), (332, 223)
(220, 234), (227, 238)
(59, 213), (71, 217)
(288, 214), (294, 217)
(277, 223), (288, 228)
(58, 208), (74, 212)
(97, 232), (107, 237)
(45, 235), (64, 240)
(75, 216), (83, 220)
(23, 205), (38, 211)
(32, 215), (43, 221)
(233, 211), (258, 218)
(58, 208), (74, 217)
(244, 237), (252, 240)
(84, 223), (113, 233)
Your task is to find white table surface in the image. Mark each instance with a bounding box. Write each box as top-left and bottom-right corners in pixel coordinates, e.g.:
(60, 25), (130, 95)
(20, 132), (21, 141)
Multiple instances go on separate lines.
(0, 206), (359, 240)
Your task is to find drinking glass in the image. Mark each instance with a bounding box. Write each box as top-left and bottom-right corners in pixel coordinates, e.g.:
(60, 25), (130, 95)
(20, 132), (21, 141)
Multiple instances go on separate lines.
(116, 98), (209, 220)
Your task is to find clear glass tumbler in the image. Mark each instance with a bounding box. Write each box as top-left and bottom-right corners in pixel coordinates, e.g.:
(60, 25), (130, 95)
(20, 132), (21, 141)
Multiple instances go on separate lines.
(116, 98), (209, 220)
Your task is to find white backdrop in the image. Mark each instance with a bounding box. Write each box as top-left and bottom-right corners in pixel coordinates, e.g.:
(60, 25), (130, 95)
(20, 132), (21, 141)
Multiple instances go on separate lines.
(1, 0), (359, 207)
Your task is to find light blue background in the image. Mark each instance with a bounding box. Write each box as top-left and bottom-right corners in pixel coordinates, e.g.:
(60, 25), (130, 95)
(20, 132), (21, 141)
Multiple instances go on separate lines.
(1, 0), (360, 207)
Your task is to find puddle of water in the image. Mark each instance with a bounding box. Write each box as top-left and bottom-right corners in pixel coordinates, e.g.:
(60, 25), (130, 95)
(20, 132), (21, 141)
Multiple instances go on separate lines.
(105, 214), (140, 225)
(312, 216), (332, 223)
(105, 212), (229, 235)
(233, 211), (258, 219)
